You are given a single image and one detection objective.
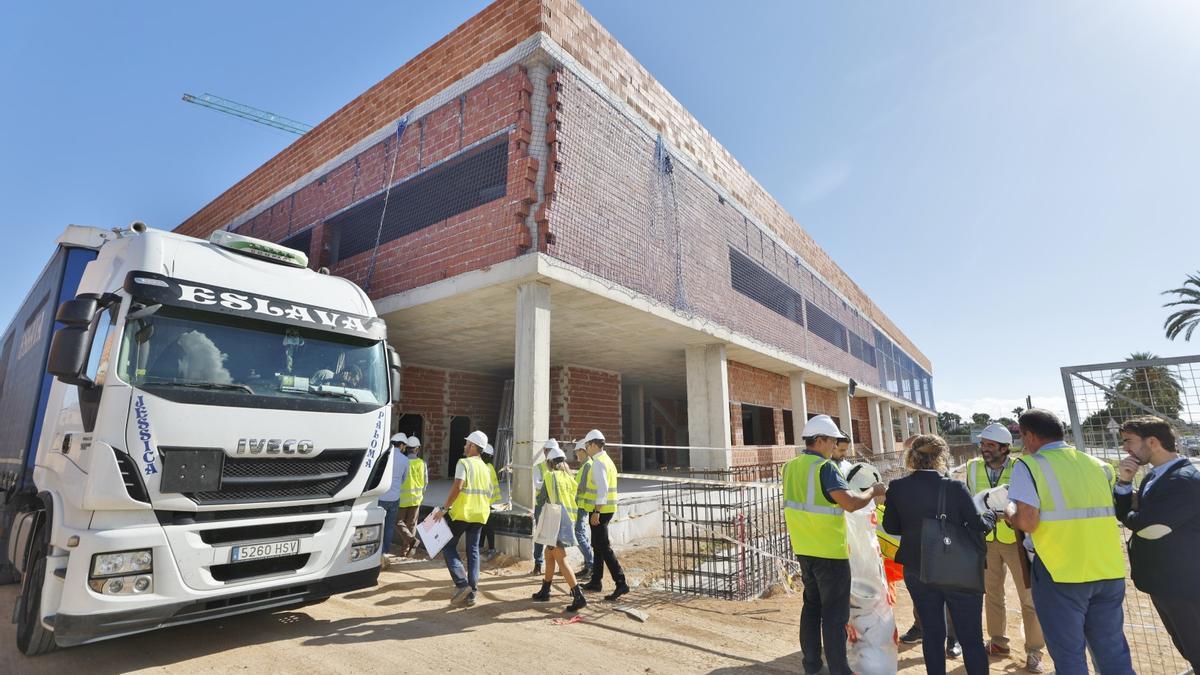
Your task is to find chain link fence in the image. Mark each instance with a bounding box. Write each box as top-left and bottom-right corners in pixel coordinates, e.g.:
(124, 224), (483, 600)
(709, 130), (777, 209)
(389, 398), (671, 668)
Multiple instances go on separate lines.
(1063, 354), (1199, 675)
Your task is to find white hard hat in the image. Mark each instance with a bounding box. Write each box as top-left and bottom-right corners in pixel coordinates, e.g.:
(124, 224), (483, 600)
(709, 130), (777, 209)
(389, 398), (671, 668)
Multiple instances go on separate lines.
(465, 430), (489, 449)
(576, 429), (605, 447)
(543, 439), (561, 451)
(405, 435), (421, 448)
(391, 432), (408, 444)
(979, 423), (1013, 445)
(483, 443), (495, 456)
(801, 414), (843, 439)
(844, 462), (882, 491)
(547, 447), (566, 461)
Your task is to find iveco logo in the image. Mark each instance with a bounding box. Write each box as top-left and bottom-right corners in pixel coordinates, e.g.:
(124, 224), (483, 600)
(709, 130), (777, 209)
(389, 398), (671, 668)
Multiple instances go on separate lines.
(235, 439), (315, 455)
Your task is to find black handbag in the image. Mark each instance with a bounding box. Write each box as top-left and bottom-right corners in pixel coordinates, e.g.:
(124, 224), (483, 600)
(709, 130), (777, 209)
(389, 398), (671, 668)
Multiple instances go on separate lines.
(919, 479), (986, 594)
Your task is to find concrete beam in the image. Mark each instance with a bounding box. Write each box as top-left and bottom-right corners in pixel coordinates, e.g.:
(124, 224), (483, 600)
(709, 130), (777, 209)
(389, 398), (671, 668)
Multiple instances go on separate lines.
(685, 344), (731, 470)
(838, 387), (853, 447)
(511, 281), (550, 557)
(867, 397), (884, 455)
(881, 403), (896, 453)
(789, 372), (808, 442)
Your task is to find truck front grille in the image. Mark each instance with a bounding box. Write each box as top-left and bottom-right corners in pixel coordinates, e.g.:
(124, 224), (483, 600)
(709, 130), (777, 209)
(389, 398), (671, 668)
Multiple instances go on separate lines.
(210, 554), (311, 582)
(186, 449), (365, 505)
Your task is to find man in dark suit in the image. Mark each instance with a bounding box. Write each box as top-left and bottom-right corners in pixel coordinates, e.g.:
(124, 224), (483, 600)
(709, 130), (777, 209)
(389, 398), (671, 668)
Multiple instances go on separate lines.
(1115, 416), (1200, 670)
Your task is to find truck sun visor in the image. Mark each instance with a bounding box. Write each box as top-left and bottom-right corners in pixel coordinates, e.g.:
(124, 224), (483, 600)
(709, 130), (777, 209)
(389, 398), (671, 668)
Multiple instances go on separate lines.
(123, 272), (386, 341)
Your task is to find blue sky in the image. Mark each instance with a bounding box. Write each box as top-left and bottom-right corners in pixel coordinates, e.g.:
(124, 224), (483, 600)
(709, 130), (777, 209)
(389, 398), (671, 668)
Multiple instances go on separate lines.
(3, 1), (1199, 420)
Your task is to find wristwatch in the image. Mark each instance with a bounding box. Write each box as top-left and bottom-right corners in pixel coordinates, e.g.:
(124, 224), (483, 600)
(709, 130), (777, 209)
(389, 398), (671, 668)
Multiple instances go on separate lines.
(1115, 480), (1133, 487)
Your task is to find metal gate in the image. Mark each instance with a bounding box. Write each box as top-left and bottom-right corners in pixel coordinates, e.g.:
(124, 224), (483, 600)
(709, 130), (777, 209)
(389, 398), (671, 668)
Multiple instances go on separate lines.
(1062, 354), (1199, 675)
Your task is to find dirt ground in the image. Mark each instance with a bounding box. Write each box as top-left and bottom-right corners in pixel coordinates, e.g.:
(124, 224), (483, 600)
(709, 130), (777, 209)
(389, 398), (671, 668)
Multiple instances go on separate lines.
(0, 539), (1064, 675)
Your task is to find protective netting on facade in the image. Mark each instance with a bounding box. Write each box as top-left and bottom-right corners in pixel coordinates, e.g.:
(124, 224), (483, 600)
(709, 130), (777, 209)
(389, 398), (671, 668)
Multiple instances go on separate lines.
(545, 64), (934, 410)
(1062, 354), (1197, 675)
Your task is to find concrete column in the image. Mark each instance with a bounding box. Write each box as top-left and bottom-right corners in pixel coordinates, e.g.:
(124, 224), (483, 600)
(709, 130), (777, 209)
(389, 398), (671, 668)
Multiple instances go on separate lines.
(867, 397), (884, 455)
(917, 415), (927, 435)
(512, 282), (550, 557)
(627, 385), (646, 471)
(685, 344), (732, 470)
(837, 386), (853, 447)
(789, 372), (808, 444)
(904, 409), (916, 439)
(881, 403), (896, 452)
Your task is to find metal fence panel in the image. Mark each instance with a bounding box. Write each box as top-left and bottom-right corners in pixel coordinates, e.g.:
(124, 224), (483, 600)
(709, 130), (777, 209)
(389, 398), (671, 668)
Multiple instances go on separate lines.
(1062, 354), (1199, 675)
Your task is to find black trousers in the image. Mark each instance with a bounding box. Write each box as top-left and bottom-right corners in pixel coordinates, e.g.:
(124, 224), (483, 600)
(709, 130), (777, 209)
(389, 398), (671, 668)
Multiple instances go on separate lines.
(798, 555), (851, 675)
(588, 512), (625, 586)
(904, 569), (988, 675)
(1152, 593), (1200, 670)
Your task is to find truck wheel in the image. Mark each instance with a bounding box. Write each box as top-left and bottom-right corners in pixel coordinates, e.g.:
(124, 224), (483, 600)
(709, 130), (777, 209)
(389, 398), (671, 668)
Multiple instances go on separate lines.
(16, 523), (57, 656)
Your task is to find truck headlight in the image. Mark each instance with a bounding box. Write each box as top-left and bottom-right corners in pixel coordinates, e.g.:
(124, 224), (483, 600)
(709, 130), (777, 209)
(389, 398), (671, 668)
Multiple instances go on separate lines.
(91, 549), (153, 577)
(353, 525), (381, 545)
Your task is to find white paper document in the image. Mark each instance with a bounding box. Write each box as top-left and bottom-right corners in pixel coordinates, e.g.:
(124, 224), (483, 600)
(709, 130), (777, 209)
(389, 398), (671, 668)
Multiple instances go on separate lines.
(418, 513), (454, 558)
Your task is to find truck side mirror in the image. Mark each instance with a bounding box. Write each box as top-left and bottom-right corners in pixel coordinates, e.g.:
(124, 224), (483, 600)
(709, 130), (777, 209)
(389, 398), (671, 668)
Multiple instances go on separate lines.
(387, 346), (402, 404)
(55, 298), (98, 326)
(47, 325), (95, 387)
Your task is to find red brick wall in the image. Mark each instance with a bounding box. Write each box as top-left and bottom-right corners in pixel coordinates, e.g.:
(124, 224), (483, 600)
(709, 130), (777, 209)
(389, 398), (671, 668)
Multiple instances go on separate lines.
(727, 361), (791, 409)
(805, 383), (840, 418)
(548, 365), (623, 470)
(397, 365), (505, 478)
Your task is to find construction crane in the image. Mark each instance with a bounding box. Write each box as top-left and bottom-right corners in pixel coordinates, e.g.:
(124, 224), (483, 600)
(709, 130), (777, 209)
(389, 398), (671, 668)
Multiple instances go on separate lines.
(182, 92), (313, 135)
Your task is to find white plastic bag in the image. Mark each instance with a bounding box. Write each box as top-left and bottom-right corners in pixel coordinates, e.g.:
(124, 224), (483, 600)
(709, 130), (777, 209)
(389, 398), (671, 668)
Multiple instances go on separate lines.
(845, 479), (898, 674)
(534, 503), (564, 547)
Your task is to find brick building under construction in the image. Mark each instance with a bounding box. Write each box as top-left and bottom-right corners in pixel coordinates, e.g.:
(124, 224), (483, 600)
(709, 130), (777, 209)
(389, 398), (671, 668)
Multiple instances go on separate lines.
(174, 0), (938, 513)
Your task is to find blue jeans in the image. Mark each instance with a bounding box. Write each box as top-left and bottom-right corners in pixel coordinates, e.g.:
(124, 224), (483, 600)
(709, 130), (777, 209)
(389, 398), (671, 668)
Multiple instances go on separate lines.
(1030, 556), (1133, 675)
(443, 519), (483, 591)
(575, 508), (594, 566)
(904, 568), (988, 675)
(378, 499), (399, 552)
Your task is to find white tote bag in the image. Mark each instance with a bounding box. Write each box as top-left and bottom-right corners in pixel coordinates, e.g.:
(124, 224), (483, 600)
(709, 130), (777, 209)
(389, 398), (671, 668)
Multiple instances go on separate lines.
(533, 503), (565, 547)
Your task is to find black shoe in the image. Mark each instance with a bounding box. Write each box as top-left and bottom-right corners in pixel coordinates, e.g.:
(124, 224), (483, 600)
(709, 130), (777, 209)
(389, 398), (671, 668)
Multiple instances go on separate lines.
(946, 638), (962, 659)
(566, 585), (588, 612)
(899, 626), (923, 644)
(581, 581), (603, 592)
(531, 563), (542, 576)
(531, 581), (551, 602)
(604, 583), (630, 602)
(576, 565), (593, 578)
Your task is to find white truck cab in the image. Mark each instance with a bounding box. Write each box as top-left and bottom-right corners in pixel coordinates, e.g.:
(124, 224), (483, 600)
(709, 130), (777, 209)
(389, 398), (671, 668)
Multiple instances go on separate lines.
(0, 223), (400, 654)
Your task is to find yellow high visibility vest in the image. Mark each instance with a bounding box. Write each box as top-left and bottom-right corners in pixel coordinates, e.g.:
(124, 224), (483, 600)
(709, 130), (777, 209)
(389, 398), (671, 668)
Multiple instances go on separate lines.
(966, 457), (1017, 544)
(545, 469), (578, 522)
(574, 457), (594, 502)
(398, 458), (427, 508)
(875, 503), (899, 561)
(783, 453), (848, 559)
(1017, 446), (1124, 583)
(449, 456), (493, 524)
(486, 463), (501, 504)
(578, 452), (618, 513)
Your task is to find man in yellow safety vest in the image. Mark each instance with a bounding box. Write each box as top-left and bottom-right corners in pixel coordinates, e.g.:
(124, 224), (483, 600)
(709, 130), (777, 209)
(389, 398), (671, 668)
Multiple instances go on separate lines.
(967, 423), (1045, 673)
(784, 414), (884, 675)
(396, 435), (427, 558)
(435, 430), (496, 607)
(576, 429), (629, 601)
(1008, 409), (1133, 674)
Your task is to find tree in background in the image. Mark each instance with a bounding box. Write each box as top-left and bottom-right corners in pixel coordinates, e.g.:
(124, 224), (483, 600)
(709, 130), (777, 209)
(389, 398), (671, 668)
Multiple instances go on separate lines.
(938, 411), (962, 432)
(1107, 352), (1183, 420)
(1012, 406), (1025, 419)
(1163, 272), (1200, 341)
(971, 412), (993, 426)
(996, 417), (1017, 428)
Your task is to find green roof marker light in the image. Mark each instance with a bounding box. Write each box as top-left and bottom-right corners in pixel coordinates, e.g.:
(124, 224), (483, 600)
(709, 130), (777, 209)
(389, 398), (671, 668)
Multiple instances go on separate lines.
(209, 230), (309, 268)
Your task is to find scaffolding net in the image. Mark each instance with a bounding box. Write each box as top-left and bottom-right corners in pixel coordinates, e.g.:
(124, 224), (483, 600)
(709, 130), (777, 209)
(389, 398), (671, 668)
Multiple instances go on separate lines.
(1062, 354), (1199, 675)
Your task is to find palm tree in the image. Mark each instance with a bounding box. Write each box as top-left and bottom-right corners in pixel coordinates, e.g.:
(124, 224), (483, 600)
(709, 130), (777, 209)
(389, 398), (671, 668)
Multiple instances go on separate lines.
(1163, 273), (1200, 341)
(1012, 406), (1024, 419)
(1107, 352), (1183, 420)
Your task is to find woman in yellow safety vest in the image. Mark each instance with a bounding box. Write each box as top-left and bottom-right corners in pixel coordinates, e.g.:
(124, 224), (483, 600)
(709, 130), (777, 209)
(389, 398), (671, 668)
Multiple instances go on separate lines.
(396, 436), (427, 557)
(531, 447), (588, 612)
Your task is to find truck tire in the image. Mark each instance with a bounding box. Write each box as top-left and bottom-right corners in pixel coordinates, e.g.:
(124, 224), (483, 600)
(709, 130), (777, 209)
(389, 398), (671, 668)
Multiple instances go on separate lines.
(16, 523), (57, 656)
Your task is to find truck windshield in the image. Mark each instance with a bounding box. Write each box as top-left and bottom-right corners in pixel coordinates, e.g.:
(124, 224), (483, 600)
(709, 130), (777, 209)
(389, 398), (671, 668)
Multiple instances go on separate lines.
(116, 304), (388, 410)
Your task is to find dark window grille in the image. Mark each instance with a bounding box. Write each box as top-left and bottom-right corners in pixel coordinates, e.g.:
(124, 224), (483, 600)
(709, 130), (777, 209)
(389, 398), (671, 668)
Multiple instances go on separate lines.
(728, 248), (804, 326)
(805, 301), (847, 351)
(329, 135), (509, 264)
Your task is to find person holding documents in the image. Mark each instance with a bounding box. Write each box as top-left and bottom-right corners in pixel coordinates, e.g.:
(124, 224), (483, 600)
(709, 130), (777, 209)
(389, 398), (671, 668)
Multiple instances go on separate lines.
(434, 430), (496, 608)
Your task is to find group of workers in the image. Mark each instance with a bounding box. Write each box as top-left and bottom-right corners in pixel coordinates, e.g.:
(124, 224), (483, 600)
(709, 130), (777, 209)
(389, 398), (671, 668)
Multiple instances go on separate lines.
(787, 408), (1200, 675)
(378, 426), (628, 612)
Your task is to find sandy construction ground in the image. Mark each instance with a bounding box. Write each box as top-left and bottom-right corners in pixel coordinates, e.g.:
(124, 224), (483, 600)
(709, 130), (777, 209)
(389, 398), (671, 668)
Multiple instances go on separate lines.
(0, 538), (1071, 675)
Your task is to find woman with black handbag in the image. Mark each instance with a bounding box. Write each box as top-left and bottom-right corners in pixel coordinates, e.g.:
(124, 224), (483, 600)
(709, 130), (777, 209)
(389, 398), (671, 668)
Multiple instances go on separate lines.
(882, 434), (996, 675)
